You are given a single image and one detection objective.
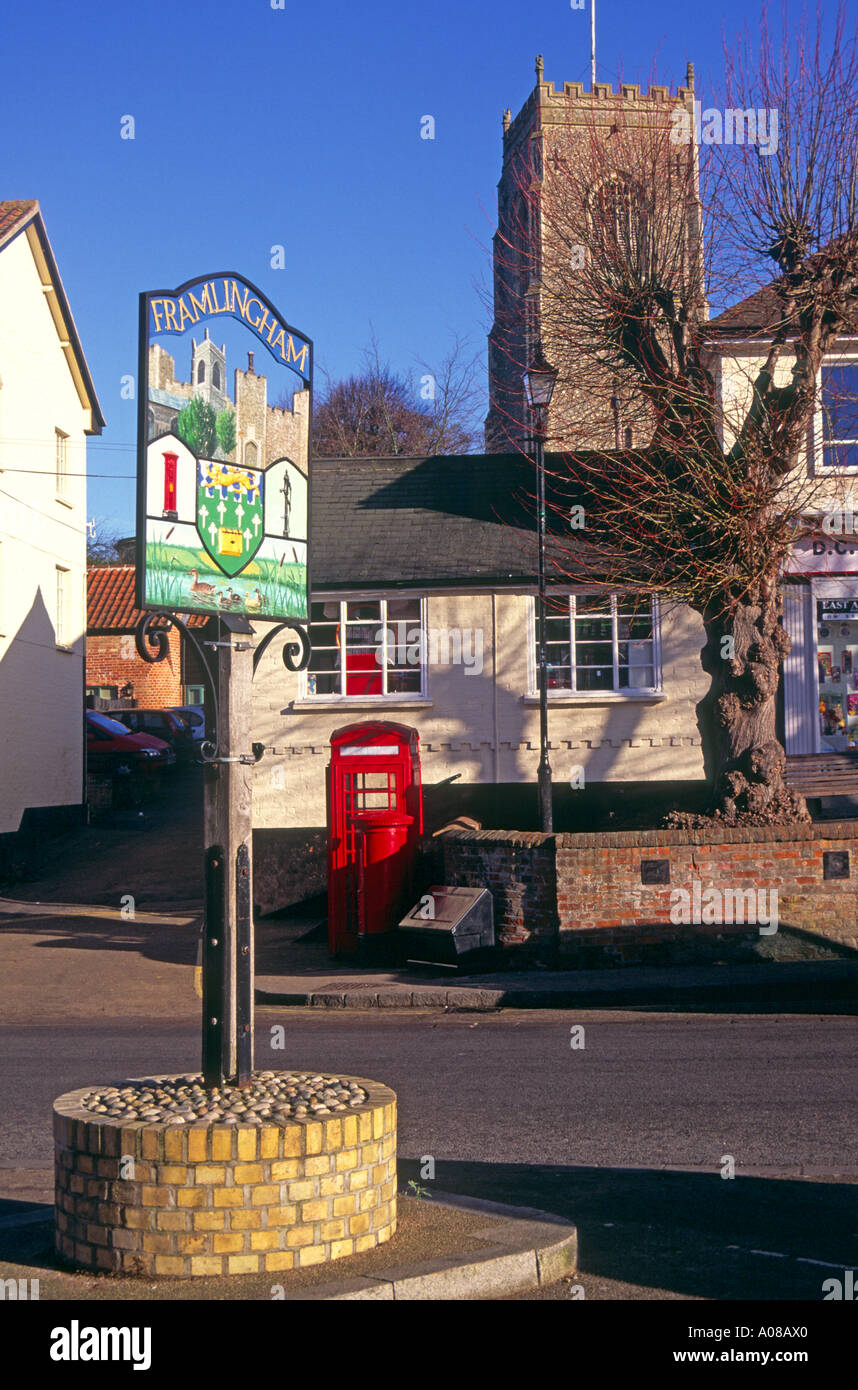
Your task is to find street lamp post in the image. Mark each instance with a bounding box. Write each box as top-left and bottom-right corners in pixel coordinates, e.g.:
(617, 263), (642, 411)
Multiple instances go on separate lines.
(524, 350), (558, 834)
(610, 382), (622, 450)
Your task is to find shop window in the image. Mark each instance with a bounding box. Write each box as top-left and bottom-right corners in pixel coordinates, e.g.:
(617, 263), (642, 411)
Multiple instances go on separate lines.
(816, 597), (858, 749)
(531, 592), (660, 693)
(821, 363), (858, 468)
(306, 597), (425, 699)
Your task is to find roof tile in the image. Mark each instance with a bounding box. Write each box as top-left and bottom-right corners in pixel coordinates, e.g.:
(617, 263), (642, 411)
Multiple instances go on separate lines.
(87, 565), (207, 630)
(0, 200), (37, 245)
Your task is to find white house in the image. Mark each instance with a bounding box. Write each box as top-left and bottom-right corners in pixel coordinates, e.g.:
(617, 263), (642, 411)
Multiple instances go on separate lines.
(0, 200), (104, 840)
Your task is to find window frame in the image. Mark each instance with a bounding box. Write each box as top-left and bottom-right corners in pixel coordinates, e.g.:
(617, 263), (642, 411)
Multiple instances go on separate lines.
(302, 595), (429, 702)
(55, 427), (69, 497)
(55, 564), (70, 648)
(527, 590), (663, 698)
(813, 353), (858, 475)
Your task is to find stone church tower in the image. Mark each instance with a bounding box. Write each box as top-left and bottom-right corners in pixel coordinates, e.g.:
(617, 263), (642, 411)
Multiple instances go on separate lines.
(190, 327), (229, 415)
(485, 58), (701, 453)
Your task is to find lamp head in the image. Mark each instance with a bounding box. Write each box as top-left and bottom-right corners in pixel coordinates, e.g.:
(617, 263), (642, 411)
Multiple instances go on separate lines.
(523, 347), (557, 412)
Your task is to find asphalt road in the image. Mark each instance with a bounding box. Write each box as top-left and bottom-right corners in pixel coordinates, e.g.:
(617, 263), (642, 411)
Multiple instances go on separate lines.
(2, 1009), (856, 1300)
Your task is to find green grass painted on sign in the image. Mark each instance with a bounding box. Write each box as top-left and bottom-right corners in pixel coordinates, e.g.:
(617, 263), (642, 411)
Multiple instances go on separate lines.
(144, 537), (307, 619)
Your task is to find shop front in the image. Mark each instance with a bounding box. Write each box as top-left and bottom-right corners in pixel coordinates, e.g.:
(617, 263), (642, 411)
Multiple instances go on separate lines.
(783, 534), (858, 754)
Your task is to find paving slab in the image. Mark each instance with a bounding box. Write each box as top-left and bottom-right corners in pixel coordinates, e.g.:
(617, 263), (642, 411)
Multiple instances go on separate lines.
(2, 892), (856, 1016)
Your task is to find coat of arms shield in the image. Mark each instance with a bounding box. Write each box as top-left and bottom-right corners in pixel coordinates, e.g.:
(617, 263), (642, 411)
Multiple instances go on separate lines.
(196, 459), (265, 577)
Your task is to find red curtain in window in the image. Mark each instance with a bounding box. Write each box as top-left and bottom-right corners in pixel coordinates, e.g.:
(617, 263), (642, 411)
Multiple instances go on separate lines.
(345, 651), (382, 695)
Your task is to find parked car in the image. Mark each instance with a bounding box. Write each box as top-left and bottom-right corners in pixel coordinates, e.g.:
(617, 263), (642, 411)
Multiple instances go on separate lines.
(85, 711), (175, 776)
(168, 705), (207, 744)
(119, 708), (196, 762)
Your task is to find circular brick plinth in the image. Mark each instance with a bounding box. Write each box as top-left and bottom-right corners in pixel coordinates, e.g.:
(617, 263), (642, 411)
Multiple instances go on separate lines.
(53, 1073), (396, 1278)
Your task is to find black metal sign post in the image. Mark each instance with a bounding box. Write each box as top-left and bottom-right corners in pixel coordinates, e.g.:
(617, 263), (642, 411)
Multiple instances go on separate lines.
(137, 611), (311, 1089)
(202, 844), (225, 1085)
(202, 614), (255, 1086)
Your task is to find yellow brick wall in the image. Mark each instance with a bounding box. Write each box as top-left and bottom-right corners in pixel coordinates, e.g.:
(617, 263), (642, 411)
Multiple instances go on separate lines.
(53, 1075), (396, 1278)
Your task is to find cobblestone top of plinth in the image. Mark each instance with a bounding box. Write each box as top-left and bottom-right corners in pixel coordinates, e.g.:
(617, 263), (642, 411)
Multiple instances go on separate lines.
(76, 1071), (369, 1125)
(54, 1073), (397, 1163)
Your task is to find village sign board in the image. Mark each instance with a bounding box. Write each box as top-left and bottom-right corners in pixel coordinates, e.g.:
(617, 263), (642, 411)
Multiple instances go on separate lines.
(136, 273), (312, 620)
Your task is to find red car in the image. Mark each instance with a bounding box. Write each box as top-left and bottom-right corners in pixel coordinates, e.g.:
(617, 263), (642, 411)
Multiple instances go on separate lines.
(85, 711), (175, 775)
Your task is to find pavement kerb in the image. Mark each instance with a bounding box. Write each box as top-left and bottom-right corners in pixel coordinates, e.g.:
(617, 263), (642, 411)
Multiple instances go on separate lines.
(0, 1183), (576, 1301)
(254, 973), (858, 1012)
(272, 1191), (577, 1300)
(258, 986), (510, 1011)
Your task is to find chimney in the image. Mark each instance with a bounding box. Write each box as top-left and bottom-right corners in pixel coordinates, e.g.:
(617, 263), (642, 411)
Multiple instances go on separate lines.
(248, 351), (255, 373)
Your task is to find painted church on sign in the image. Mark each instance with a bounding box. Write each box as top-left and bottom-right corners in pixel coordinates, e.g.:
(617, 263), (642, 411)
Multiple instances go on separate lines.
(148, 331), (309, 472)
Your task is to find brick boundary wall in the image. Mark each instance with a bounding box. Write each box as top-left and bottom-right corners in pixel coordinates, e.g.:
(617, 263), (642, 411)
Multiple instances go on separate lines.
(442, 823), (858, 966)
(253, 828), (327, 917)
(54, 1075), (397, 1278)
(440, 831), (559, 952)
(86, 631), (185, 709)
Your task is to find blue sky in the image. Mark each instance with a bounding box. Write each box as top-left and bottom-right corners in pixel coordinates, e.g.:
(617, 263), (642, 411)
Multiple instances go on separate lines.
(1, 0), (789, 533)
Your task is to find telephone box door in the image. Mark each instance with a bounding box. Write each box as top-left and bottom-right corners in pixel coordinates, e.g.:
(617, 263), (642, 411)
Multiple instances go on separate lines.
(327, 721), (422, 956)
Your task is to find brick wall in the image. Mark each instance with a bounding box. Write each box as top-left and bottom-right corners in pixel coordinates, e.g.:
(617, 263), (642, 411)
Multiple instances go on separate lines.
(253, 829), (327, 916)
(54, 1075), (397, 1278)
(87, 631), (184, 707)
(442, 830), (559, 952)
(442, 823), (858, 965)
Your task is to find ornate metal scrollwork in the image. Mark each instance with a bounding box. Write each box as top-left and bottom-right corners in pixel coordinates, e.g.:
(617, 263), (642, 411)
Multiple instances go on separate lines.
(134, 612), (221, 761)
(133, 613), (310, 765)
(252, 621), (311, 676)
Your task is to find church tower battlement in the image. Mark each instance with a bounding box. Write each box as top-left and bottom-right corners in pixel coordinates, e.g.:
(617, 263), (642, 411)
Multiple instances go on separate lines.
(486, 59), (701, 454)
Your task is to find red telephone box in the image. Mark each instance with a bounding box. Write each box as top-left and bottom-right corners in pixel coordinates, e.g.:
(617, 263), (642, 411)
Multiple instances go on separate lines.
(327, 721), (423, 956)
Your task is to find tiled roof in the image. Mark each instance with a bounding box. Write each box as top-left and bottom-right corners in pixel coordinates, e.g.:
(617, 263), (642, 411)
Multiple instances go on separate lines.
(706, 282), (786, 335)
(87, 566), (207, 631)
(310, 453), (588, 590)
(707, 239), (858, 336)
(0, 200), (38, 246)
(99, 452), (591, 611)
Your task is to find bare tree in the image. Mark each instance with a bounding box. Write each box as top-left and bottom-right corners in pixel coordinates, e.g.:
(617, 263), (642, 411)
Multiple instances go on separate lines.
(492, 6), (858, 824)
(312, 332), (483, 457)
(86, 519), (125, 568)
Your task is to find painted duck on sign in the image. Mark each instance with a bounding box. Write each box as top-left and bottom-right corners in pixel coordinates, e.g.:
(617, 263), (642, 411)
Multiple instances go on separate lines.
(189, 569), (216, 596)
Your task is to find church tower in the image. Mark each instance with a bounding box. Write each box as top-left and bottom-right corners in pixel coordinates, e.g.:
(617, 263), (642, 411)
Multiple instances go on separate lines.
(485, 59), (701, 453)
(190, 327), (229, 415)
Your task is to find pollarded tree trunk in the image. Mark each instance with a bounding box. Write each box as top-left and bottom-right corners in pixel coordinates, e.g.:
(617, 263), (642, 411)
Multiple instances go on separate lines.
(694, 583), (810, 825)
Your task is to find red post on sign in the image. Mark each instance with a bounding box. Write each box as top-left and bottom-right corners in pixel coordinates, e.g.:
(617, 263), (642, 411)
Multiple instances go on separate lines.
(162, 451), (178, 519)
(326, 721), (423, 956)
